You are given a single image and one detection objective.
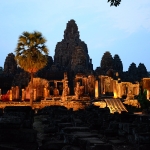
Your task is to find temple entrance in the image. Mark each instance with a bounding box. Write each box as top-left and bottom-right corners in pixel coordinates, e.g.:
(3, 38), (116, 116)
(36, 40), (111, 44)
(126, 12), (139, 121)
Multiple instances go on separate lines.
(57, 82), (63, 95)
(49, 82), (54, 95)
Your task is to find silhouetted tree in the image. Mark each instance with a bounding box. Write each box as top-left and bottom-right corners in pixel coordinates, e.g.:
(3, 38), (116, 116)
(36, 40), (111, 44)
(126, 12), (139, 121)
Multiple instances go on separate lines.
(108, 0), (121, 7)
(138, 89), (150, 110)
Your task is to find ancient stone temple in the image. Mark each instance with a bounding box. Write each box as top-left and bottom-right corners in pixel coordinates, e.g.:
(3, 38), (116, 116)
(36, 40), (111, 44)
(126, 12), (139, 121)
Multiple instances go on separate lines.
(54, 19), (93, 74)
(0, 19), (150, 114)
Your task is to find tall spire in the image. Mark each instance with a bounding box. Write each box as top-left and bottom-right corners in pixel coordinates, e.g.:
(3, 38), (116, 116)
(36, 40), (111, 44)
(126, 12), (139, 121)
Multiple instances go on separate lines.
(64, 19), (80, 41)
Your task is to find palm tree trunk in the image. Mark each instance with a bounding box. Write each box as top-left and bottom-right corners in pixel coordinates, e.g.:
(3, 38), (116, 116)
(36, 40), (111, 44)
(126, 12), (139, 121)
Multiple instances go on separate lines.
(30, 72), (33, 106)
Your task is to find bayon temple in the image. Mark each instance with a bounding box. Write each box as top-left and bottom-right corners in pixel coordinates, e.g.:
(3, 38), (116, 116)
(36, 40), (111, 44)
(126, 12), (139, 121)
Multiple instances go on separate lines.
(0, 19), (150, 112)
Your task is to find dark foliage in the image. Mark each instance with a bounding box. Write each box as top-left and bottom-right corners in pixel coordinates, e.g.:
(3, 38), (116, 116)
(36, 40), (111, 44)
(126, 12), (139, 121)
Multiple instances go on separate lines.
(108, 0), (121, 7)
(138, 89), (150, 110)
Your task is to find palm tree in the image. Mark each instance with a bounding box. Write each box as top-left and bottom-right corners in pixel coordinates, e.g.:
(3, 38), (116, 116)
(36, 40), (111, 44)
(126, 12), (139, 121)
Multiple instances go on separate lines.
(108, 0), (121, 6)
(14, 31), (49, 106)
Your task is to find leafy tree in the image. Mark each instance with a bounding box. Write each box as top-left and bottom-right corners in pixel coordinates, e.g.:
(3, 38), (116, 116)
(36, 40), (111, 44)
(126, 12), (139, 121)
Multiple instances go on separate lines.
(138, 89), (150, 110)
(108, 0), (121, 7)
(14, 31), (49, 105)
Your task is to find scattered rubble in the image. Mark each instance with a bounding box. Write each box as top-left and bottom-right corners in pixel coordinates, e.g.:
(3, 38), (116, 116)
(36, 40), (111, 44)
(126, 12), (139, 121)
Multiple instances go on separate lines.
(0, 105), (150, 150)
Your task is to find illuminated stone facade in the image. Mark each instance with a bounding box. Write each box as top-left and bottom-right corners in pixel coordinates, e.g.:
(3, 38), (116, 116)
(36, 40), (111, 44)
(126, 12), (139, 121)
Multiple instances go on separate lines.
(0, 19), (150, 112)
(54, 19), (93, 74)
(142, 78), (150, 99)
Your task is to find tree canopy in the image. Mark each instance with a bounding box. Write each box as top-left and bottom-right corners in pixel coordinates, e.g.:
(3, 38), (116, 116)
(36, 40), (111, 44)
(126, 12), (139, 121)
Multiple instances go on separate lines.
(108, 0), (121, 7)
(138, 89), (150, 110)
(15, 31), (49, 73)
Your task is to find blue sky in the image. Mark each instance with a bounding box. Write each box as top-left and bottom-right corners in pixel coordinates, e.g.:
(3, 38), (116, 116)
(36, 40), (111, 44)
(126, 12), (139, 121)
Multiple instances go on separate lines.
(0, 0), (150, 71)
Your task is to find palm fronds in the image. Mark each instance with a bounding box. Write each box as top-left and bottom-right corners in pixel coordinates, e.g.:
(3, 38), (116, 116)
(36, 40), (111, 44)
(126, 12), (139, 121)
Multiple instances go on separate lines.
(15, 31), (49, 73)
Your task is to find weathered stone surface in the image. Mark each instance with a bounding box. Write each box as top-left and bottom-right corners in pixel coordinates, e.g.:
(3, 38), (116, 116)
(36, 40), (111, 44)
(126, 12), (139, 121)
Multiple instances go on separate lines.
(12, 67), (30, 89)
(4, 53), (17, 75)
(109, 139), (125, 145)
(2, 106), (34, 129)
(86, 143), (112, 150)
(40, 140), (65, 150)
(137, 63), (148, 81)
(65, 132), (98, 146)
(113, 54), (123, 77)
(54, 19), (93, 74)
(0, 129), (37, 142)
(128, 62), (138, 82)
(100, 51), (114, 74)
(32, 105), (150, 149)
(62, 145), (80, 150)
(37, 55), (53, 79)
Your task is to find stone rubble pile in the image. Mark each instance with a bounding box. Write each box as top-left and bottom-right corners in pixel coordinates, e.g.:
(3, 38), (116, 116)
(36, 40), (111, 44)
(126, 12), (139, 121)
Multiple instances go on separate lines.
(0, 105), (150, 150)
(34, 105), (150, 150)
(0, 106), (38, 150)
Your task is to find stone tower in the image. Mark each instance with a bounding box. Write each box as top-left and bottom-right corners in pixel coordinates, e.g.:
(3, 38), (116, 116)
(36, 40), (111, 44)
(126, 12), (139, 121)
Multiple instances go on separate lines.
(4, 53), (17, 75)
(100, 51), (114, 74)
(54, 19), (93, 74)
(137, 63), (148, 81)
(113, 54), (123, 76)
(128, 62), (138, 82)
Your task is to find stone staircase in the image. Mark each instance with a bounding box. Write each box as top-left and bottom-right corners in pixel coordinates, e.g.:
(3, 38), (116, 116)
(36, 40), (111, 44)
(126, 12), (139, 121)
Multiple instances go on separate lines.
(105, 99), (128, 113)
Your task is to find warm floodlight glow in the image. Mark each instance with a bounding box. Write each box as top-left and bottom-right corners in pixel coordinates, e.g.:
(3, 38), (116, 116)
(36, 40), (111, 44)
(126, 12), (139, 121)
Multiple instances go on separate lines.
(95, 80), (98, 98)
(147, 90), (149, 100)
(113, 92), (117, 98)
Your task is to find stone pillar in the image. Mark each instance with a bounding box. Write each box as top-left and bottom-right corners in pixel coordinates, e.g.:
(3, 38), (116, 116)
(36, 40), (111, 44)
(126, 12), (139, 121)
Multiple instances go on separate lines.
(44, 87), (47, 100)
(99, 76), (103, 95)
(95, 80), (98, 98)
(113, 80), (117, 98)
(62, 72), (69, 101)
(34, 89), (36, 101)
(85, 77), (88, 94)
(98, 77), (100, 97)
(81, 77), (87, 95)
(137, 85), (139, 95)
(54, 81), (57, 88)
(118, 83), (121, 98)
(11, 87), (15, 100)
(147, 89), (149, 100)
(9, 90), (12, 101)
(74, 77), (78, 91)
(22, 89), (25, 101)
(75, 82), (80, 100)
(15, 86), (19, 100)
(110, 79), (113, 93)
(103, 78), (106, 94)
(64, 81), (68, 96)
(48, 90), (50, 97)
(119, 83), (122, 98)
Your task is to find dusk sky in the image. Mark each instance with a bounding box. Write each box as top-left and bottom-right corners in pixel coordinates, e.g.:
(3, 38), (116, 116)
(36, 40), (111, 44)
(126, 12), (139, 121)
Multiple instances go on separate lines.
(0, 0), (150, 71)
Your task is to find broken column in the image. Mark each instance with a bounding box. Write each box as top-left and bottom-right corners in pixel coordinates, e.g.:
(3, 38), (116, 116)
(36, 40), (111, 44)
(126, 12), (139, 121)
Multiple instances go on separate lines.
(15, 86), (19, 100)
(33, 89), (36, 101)
(22, 89), (25, 101)
(9, 90), (12, 101)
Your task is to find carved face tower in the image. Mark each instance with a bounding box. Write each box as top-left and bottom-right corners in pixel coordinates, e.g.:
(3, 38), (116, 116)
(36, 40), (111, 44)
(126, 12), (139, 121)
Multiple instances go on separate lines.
(54, 19), (93, 74)
(64, 19), (79, 41)
(71, 46), (87, 73)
